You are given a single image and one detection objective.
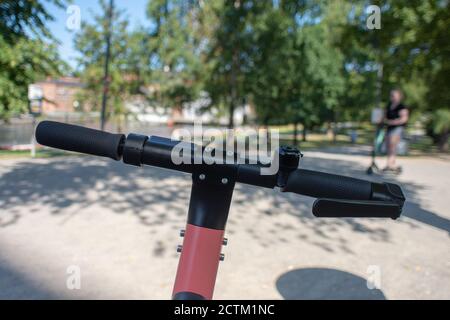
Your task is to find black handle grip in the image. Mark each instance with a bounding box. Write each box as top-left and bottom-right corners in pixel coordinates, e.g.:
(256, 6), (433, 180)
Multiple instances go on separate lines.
(36, 121), (125, 160)
(282, 169), (372, 200)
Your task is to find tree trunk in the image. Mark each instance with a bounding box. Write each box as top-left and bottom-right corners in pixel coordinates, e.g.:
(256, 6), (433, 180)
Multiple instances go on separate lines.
(332, 124), (337, 143)
(293, 122), (298, 146)
(228, 46), (239, 129)
(375, 62), (383, 110)
(332, 111), (339, 143)
(437, 131), (449, 152)
(228, 100), (235, 129)
(326, 122), (333, 140)
(100, 0), (114, 131)
(302, 124), (307, 142)
(263, 117), (269, 130)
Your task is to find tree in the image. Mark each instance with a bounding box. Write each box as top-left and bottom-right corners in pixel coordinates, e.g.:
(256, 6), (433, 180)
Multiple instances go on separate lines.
(248, 0), (345, 143)
(144, 0), (205, 114)
(341, 0), (450, 151)
(74, 0), (134, 124)
(247, 1), (291, 128)
(206, 0), (263, 128)
(410, 1), (450, 151)
(0, 0), (67, 120)
(0, 0), (63, 42)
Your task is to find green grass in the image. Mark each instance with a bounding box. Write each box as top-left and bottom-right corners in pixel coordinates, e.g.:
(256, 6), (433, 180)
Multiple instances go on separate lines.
(277, 128), (448, 156)
(406, 136), (450, 155)
(280, 134), (354, 150)
(0, 149), (69, 159)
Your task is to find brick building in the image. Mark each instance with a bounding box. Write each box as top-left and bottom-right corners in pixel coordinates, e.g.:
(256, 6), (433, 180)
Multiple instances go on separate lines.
(33, 77), (83, 114)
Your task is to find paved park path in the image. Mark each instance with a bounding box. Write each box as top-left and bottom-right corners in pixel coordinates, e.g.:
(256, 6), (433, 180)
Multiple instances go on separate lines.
(0, 149), (449, 299)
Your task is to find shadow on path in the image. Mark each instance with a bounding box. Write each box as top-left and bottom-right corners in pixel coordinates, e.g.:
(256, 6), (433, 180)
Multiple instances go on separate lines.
(0, 157), (190, 229)
(0, 259), (57, 299)
(0, 153), (448, 299)
(0, 154), (448, 255)
(276, 268), (386, 300)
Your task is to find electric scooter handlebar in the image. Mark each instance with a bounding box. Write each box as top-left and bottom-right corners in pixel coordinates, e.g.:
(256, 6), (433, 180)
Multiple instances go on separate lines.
(35, 121), (405, 219)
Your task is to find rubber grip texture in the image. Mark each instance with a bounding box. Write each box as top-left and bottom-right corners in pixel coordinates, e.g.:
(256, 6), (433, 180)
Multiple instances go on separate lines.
(283, 169), (372, 200)
(36, 121), (125, 160)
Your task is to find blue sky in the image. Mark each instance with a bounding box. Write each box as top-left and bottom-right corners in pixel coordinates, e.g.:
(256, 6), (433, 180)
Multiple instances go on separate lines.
(46, 0), (149, 69)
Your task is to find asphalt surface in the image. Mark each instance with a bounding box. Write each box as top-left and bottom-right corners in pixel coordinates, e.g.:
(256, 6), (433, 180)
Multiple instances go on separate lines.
(0, 149), (449, 299)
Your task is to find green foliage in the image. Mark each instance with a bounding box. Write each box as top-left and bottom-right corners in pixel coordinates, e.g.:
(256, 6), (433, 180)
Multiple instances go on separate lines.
(0, 36), (62, 119)
(74, 0), (135, 118)
(145, 0), (205, 110)
(246, 1), (345, 131)
(426, 108), (450, 152)
(430, 109), (450, 135)
(0, 0), (64, 43)
(203, 0), (261, 127)
(0, 0), (67, 120)
(341, 0), (450, 148)
(2, 0), (448, 151)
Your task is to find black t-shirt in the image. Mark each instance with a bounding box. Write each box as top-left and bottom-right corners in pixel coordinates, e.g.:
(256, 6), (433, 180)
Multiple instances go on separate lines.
(386, 103), (407, 129)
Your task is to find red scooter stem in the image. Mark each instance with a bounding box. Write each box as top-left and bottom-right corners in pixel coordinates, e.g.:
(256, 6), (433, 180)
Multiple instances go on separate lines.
(173, 224), (225, 300)
(171, 166), (236, 300)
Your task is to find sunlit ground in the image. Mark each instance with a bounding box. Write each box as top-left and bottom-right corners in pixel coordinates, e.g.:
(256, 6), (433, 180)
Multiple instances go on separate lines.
(0, 147), (449, 299)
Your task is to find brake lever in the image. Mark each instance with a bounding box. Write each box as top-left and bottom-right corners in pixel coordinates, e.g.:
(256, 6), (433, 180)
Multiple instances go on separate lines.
(312, 182), (405, 220)
(313, 198), (401, 219)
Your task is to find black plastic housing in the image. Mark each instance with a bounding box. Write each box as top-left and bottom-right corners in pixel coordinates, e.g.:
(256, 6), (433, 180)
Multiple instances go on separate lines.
(122, 133), (148, 166)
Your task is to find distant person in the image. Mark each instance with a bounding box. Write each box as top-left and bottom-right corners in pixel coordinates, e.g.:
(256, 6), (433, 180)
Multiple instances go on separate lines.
(383, 89), (409, 172)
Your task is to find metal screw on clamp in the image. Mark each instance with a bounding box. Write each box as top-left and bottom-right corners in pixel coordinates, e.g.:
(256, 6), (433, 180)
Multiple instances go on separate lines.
(222, 238), (228, 246)
(199, 174), (206, 180)
(180, 229), (185, 237)
(219, 253), (225, 261)
(177, 245), (183, 253)
(221, 178), (228, 184)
